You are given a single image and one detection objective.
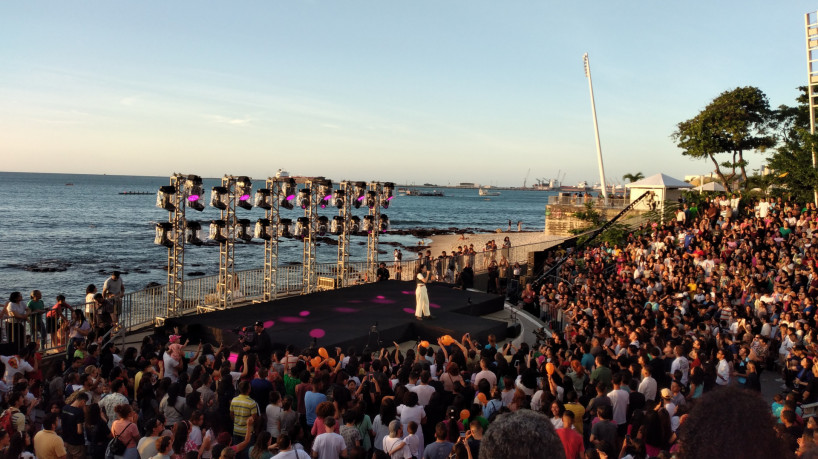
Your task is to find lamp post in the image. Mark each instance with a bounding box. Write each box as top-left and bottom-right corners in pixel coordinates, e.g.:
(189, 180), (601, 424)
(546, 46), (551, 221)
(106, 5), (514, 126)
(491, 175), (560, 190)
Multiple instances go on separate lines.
(584, 53), (609, 206)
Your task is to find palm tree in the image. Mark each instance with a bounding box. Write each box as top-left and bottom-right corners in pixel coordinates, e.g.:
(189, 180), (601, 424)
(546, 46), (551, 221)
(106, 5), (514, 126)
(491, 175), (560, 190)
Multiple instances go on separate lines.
(622, 172), (645, 183)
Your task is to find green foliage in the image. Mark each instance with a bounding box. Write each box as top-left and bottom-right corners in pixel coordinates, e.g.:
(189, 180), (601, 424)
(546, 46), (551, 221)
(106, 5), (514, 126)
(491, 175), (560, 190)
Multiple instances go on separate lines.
(672, 86), (776, 192)
(767, 87), (818, 203)
(569, 202), (630, 247)
(622, 172), (645, 183)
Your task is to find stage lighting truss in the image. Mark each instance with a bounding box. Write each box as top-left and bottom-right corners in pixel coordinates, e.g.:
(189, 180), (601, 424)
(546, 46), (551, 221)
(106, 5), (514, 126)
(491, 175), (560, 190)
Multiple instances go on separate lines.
(236, 218), (253, 241)
(281, 178), (296, 210)
(210, 186), (229, 210)
(381, 182), (395, 209)
(185, 220), (205, 246)
(363, 215), (375, 233)
(279, 218), (293, 238)
(379, 215), (390, 233)
(209, 220), (228, 243)
(353, 182), (367, 209)
(185, 175), (205, 211)
(365, 191), (378, 209)
(318, 180), (333, 208)
(254, 188), (273, 210)
(236, 176), (253, 210)
(332, 189), (345, 209)
(295, 217), (310, 238)
(255, 218), (272, 240)
(297, 188), (311, 210)
(316, 216), (329, 236)
(156, 186), (177, 211)
(350, 216), (362, 233)
(154, 222), (174, 247)
(331, 216), (345, 235)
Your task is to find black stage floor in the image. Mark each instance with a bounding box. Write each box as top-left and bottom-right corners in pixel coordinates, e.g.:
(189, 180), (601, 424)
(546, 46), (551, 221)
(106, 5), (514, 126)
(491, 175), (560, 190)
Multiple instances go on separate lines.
(162, 281), (507, 354)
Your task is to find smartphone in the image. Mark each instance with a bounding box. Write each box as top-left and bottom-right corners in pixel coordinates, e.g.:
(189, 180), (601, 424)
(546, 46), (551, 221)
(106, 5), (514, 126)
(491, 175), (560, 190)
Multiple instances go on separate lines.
(459, 432), (466, 438)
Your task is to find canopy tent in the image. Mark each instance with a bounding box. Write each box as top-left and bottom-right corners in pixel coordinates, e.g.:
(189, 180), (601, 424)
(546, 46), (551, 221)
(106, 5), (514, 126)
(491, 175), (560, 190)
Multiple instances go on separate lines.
(695, 181), (727, 192)
(624, 173), (693, 210)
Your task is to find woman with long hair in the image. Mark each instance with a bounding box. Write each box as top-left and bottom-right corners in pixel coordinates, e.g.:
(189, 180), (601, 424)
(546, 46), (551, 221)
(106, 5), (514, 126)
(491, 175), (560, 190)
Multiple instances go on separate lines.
(66, 309), (91, 360)
(415, 265), (432, 321)
(248, 431), (273, 459)
(372, 398), (397, 455)
(111, 404), (141, 459)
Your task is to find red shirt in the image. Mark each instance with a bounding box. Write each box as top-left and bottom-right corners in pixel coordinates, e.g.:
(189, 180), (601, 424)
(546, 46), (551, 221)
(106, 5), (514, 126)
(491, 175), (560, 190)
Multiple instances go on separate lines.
(556, 427), (584, 459)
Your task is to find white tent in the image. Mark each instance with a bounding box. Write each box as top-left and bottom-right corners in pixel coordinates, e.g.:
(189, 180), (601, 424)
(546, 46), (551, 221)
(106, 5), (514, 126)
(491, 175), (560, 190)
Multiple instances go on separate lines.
(695, 181), (726, 192)
(624, 173), (693, 210)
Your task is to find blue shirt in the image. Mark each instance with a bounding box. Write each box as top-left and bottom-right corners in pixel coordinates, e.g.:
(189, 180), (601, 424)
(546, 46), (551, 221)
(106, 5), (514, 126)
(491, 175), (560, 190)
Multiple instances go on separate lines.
(304, 390), (327, 426)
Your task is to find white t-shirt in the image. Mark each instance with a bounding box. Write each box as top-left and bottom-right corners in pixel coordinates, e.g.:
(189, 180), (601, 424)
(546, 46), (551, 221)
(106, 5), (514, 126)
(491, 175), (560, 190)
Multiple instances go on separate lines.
(607, 389), (629, 425)
(266, 404), (283, 437)
(383, 436), (411, 459)
(103, 277), (124, 296)
(311, 432), (346, 459)
(271, 449), (310, 459)
(163, 352), (180, 383)
(410, 384), (436, 407)
(0, 355), (33, 385)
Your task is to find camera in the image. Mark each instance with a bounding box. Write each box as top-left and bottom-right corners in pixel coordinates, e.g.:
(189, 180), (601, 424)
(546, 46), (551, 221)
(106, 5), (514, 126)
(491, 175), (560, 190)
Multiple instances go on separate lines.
(238, 326), (256, 345)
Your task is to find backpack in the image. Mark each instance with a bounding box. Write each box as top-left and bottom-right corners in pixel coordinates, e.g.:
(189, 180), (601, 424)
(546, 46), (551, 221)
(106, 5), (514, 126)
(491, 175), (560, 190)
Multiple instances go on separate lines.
(0, 408), (16, 434)
(105, 422), (132, 459)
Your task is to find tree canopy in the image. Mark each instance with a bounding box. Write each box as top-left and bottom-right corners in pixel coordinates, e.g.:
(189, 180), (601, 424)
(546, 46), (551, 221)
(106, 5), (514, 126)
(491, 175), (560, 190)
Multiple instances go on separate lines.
(622, 172), (644, 183)
(672, 86), (776, 192)
(766, 86), (818, 203)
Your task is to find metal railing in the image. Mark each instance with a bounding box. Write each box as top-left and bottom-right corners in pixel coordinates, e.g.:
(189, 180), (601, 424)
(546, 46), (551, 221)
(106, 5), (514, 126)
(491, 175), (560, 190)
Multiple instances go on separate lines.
(547, 195), (630, 208)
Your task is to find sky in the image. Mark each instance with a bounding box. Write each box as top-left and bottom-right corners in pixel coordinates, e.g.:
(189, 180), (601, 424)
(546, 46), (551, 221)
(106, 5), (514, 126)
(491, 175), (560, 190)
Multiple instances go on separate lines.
(2, 1), (817, 187)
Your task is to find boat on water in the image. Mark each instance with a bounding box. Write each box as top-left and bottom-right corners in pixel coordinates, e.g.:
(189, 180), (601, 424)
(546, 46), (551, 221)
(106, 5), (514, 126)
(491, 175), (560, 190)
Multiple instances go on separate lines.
(405, 189), (444, 197)
(559, 181), (590, 193)
(478, 187), (500, 196)
(65, 183), (74, 186)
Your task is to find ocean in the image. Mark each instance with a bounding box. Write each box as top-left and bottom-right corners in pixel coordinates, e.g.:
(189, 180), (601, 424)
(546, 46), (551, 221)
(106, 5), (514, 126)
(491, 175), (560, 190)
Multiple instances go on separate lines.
(0, 172), (556, 304)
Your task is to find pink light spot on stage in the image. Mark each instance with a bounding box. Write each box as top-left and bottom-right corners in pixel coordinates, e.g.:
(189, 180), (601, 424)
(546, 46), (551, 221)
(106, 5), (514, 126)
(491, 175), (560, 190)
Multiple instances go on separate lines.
(227, 353), (238, 364)
(309, 329), (326, 338)
(334, 307), (359, 313)
(279, 316), (306, 324)
(401, 291), (414, 295)
(263, 320), (275, 328)
(347, 300), (363, 304)
(299, 310), (310, 317)
(373, 298), (396, 304)
(403, 308), (415, 314)
(430, 303), (441, 309)
(376, 295), (386, 299)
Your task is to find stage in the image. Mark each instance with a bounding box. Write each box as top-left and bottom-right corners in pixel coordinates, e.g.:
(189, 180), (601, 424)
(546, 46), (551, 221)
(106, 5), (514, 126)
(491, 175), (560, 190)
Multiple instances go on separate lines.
(161, 281), (507, 353)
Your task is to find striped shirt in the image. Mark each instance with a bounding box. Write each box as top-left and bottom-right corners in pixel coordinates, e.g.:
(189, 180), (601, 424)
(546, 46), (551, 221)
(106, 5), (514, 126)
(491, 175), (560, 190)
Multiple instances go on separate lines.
(229, 394), (258, 436)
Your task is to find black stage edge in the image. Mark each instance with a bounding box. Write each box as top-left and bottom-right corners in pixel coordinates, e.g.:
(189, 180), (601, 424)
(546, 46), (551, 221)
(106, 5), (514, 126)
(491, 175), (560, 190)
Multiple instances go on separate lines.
(161, 281), (506, 354)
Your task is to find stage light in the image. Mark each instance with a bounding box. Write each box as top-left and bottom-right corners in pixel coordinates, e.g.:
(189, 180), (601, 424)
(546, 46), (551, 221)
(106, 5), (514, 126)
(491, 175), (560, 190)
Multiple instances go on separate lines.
(379, 214), (390, 233)
(365, 191), (378, 209)
(209, 220), (227, 243)
(279, 218), (293, 237)
(156, 186), (176, 211)
(350, 216), (361, 233)
(353, 182), (367, 209)
(154, 222), (174, 247)
(236, 176), (253, 210)
(333, 189), (345, 209)
(185, 175), (205, 211)
(331, 216), (345, 235)
(254, 189), (272, 210)
(236, 218), (253, 241)
(363, 215), (375, 233)
(210, 186), (229, 210)
(281, 178), (296, 209)
(185, 220), (204, 246)
(254, 218), (272, 240)
(318, 180), (332, 208)
(381, 182), (394, 209)
(297, 188), (311, 209)
(295, 217), (310, 238)
(317, 216), (329, 235)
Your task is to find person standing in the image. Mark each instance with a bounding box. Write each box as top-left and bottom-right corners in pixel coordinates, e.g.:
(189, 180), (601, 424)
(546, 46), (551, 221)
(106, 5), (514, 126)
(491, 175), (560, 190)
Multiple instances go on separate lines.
(415, 266), (432, 321)
(376, 263), (390, 282)
(5, 292), (28, 355)
(311, 416), (347, 459)
(230, 381), (259, 446)
(61, 391), (89, 459)
(34, 412), (67, 459)
(27, 290), (46, 345)
(103, 271), (124, 325)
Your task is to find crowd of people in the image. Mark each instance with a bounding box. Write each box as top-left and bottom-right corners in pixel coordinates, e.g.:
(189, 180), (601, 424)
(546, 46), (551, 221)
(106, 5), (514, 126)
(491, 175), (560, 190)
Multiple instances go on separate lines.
(4, 193), (818, 458)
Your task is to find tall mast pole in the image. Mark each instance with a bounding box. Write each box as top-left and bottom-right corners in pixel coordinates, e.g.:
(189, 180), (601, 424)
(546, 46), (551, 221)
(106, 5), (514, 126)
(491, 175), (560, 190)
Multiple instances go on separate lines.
(584, 53), (609, 204)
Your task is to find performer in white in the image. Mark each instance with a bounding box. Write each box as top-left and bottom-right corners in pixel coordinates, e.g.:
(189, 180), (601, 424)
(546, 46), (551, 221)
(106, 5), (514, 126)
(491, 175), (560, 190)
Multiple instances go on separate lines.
(415, 266), (432, 320)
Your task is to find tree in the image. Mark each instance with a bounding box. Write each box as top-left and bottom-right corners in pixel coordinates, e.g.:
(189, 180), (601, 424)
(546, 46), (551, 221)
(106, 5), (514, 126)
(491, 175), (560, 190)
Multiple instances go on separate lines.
(767, 86), (818, 203)
(672, 86), (776, 193)
(622, 172), (645, 183)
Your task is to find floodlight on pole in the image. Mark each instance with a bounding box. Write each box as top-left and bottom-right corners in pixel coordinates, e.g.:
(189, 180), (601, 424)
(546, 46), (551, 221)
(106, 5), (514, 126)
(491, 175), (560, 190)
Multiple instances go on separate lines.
(185, 220), (205, 245)
(185, 175), (205, 211)
(210, 186), (229, 210)
(236, 219), (253, 241)
(381, 182), (394, 209)
(255, 188), (273, 210)
(279, 218), (293, 237)
(353, 182), (367, 209)
(236, 176), (253, 210)
(154, 222), (174, 247)
(254, 218), (273, 240)
(156, 186), (176, 211)
(209, 220), (227, 243)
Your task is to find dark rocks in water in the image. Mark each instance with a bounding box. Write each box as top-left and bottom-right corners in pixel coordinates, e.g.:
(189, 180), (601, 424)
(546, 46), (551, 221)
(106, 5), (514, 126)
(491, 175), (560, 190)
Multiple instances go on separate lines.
(315, 236), (339, 246)
(21, 260), (71, 273)
(190, 263), (202, 267)
(187, 271), (206, 277)
(144, 282), (162, 289)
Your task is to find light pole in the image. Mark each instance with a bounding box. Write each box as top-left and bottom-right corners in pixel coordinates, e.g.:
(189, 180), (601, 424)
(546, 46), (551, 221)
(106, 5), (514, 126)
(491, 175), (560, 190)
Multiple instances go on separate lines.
(584, 53), (609, 205)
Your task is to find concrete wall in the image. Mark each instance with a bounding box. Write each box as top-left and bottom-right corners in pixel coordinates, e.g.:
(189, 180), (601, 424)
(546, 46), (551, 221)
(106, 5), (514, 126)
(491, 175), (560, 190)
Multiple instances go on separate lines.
(544, 204), (625, 237)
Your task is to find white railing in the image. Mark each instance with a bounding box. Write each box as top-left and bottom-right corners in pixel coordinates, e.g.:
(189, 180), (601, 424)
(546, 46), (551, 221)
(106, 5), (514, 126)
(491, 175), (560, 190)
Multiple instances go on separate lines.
(547, 195), (630, 208)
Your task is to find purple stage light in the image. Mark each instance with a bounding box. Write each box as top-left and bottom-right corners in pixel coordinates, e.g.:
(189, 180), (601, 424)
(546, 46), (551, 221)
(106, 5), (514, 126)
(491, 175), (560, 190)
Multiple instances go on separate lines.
(239, 194), (250, 201)
(299, 310), (310, 317)
(286, 194), (295, 200)
(346, 300), (362, 304)
(373, 298), (395, 304)
(387, 196), (394, 201)
(430, 303), (441, 309)
(376, 295), (385, 299)
(188, 195), (200, 202)
(357, 196), (364, 201)
(333, 307), (359, 313)
(325, 195), (332, 200)
(228, 353), (238, 364)
(402, 308), (415, 314)
(401, 291), (414, 295)
(309, 329), (326, 339)
(263, 320), (275, 328)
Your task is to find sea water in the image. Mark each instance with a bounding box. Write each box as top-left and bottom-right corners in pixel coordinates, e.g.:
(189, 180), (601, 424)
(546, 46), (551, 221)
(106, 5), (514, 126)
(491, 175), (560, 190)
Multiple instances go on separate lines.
(0, 172), (556, 303)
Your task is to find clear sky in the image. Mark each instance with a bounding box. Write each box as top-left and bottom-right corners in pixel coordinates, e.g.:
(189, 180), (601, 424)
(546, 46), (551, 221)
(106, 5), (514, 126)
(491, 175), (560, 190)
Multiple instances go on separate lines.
(1, 1), (816, 187)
